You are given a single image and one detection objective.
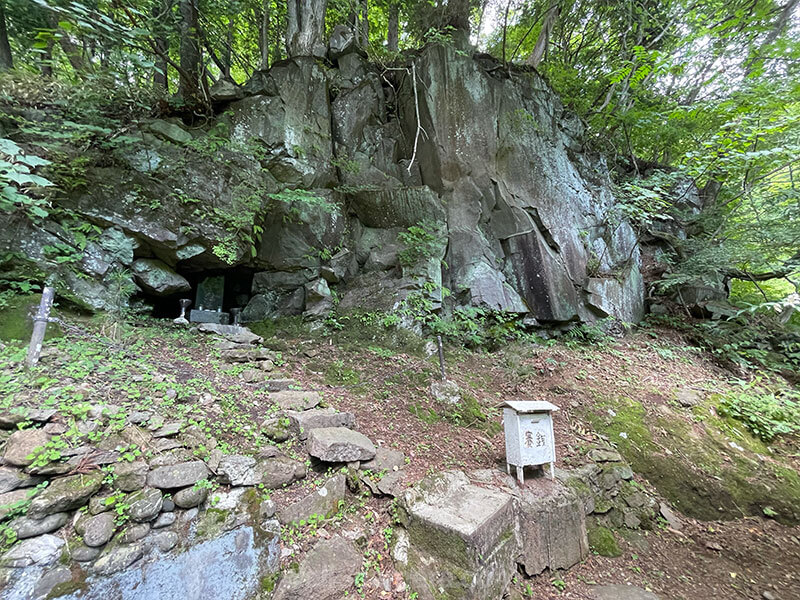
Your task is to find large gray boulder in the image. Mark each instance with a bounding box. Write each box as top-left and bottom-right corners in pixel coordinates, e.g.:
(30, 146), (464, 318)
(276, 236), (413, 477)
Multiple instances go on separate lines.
(232, 58), (335, 189)
(392, 45), (644, 324)
(307, 427), (376, 462)
(131, 259), (191, 296)
(273, 535), (361, 600)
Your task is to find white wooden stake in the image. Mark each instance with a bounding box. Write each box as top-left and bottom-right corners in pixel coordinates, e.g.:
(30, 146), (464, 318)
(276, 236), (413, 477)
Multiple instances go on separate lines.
(25, 286), (55, 369)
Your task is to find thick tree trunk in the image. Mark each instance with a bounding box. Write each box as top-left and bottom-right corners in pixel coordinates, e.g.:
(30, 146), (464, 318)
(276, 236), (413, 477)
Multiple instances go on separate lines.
(0, 1), (13, 70)
(259, 0), (270, 70)
(286, 0), (328, 57)
(178, 0), (201, 102)
(447, 0), (471, 34)
(387, 2), (398, 52)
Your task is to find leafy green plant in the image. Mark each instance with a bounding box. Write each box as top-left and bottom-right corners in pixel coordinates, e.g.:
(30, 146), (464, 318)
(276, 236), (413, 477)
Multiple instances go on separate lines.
(0, 137), (53, 218)
(717, 381), (800, 442)
(398, 222), (442, 268)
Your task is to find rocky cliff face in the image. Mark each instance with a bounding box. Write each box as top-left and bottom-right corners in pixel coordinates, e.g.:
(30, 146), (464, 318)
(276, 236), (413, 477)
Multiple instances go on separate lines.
(1, 40), (644, 327)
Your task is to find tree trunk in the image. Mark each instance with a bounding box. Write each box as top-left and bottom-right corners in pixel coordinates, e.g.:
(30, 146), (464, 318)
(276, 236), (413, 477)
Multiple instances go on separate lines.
(360, 0), (369, 47)
(527, 3), (559, 67)
(48, 13), (87, 75)
(286, 0), (328, 57)
(223, 16), (233, 78)
(153, 1), (169, 92)
(447, 0), (471, 35)
(179, 0), (201, 102)
(259, 0), (270, 70)
(387, 2), (398, 52)
(0, 1), (13, 70)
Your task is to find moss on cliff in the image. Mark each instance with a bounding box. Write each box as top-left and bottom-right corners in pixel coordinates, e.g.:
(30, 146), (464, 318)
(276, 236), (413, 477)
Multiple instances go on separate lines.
(586, 397), (800, 524)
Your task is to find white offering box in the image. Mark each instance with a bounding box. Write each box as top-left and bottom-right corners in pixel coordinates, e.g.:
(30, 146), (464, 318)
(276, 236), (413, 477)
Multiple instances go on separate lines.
(500, 400), (559, 484)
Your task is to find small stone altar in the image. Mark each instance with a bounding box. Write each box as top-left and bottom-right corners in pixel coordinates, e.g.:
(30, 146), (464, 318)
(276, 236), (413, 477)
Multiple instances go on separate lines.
(189, 276), (229, 324)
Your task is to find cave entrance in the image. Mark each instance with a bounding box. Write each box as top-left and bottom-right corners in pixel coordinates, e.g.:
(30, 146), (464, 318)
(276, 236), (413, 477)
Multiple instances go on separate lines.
(147, 266), (255, 321)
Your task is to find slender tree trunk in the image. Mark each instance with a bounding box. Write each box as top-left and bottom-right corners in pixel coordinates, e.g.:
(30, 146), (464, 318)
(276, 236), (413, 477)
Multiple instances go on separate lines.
(0, 1), (12, 70)
(286, 0), (328, 57)
(527, 3), (559, 67)
(259, 0), (270, 70)
(48, 13), (88, 75)
(361, 0), (369, 47)
(223, 16), (233, 78)
(153, 1), (169, 91)
(41, 36), (53, 77)
(179, 0), (201, 101)
(387, 2), (398, 52)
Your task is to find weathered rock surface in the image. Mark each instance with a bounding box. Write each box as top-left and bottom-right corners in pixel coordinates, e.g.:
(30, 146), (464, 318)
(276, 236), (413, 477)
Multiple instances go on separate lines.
(173, 486), (208, 509)
(28, 472), (103, 518)
(307, 427), (376, 462)
(590, 584), (663, 600)
(131, 258), (191, 296)
(0, 534), (65, 568)
(272, 390), (321, 411)
(277, 474), (346, 525)
(287, 408), (355, 439)
(10, 512), (69, 539)
(3, 429), (50, 467)
(394, 469), (591, 600)
(273, 535), (361, 600)
(82, 512), (117, 547)
(127, 487), (163, 521)
(260, 457), (307, 489)
(112, 460), (148, 492)
(361, 447), (405, 472)
(516, 481), (589, 575)
(146, 461), (209, 489)
(2, 42), (646, 333)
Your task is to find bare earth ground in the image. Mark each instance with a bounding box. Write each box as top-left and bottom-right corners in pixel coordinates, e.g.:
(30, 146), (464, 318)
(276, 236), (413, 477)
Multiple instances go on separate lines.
(3, 316), (799, 600)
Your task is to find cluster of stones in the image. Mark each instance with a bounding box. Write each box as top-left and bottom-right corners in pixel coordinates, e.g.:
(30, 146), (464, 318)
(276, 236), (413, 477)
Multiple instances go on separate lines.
(0, 339), (406, 599)
(557, 447), (659, 549)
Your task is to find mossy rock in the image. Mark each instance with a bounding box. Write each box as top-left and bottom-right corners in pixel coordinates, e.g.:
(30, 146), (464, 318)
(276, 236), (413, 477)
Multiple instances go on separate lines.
(585, 397), (800, 525)
(587, 525), (622, 557)
(0, 294), (63, 342)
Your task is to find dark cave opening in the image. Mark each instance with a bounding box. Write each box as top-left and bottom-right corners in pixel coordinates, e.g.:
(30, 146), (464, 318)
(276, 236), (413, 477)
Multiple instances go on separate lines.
(146, 266), (256, 320)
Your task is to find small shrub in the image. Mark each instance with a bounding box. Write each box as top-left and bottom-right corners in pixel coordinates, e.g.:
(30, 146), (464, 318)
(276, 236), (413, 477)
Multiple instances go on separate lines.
(718, 383), (800, 442)
(398, 221), (442, 267)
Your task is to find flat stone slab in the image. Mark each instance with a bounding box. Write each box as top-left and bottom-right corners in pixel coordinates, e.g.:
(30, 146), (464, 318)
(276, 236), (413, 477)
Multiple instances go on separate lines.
(288, 408), (355, 439)
(146, 461), (209, 489)
(307, 427), (376, 462)
(277, 475), (345, 525)
(272, 390), (321, 411)
(28, 472), (104, 518)
(273, 535), (361, 600)
(590, 585), (663, 600)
